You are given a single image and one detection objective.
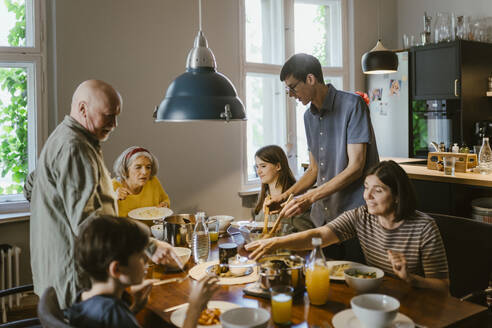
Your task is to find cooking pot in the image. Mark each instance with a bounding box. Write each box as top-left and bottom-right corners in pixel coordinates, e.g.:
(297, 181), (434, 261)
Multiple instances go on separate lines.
(257, 254), (305, 295)
(162, 214), (195, 247)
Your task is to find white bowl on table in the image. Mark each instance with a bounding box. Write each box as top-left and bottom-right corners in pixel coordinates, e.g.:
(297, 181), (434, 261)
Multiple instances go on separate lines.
(209, 215), (235, 232)
(150, 224), (163, 240)
(344, 266), (384, 293)
(220, 307), (270, 328)
(171, 247), (191, 267)
(350, 294), (400, 328)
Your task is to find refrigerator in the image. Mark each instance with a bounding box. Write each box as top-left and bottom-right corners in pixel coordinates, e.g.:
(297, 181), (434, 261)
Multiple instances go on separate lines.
(367, 51), (410, 158)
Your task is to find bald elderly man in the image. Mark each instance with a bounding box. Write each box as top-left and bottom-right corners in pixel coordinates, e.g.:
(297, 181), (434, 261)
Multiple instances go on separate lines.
(25, 80), (180, 308)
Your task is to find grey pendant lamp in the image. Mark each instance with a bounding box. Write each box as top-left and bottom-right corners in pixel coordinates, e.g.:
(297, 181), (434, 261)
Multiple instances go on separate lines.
(154, 0), (246, 122)
(361, 0), (398, 74)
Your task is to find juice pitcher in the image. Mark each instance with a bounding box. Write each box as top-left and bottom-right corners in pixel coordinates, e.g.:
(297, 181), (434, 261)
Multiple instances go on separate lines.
(305, 237), (331, 305)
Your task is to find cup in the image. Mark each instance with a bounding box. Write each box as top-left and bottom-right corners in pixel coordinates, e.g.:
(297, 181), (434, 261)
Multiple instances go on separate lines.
(443, 156), (456, 176)
(207, 218), (219, 242)
(218, 242), (237, 265)
(270, 285), (293, 325)
(402, 34), (409, 48)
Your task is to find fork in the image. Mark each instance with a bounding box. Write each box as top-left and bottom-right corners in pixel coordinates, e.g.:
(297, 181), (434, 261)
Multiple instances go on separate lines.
(153, 273), (189, 286)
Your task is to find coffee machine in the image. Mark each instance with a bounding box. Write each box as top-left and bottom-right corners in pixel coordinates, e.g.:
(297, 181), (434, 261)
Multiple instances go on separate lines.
(475, 121), (492, 146)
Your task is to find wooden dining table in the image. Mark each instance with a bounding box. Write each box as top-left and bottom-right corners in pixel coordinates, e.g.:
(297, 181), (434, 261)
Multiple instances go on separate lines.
(138, 238), (489, 328)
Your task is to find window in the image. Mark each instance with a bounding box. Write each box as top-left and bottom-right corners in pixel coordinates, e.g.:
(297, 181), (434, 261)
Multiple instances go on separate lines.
(241, 0), (348, 183)
(0, 0), (46, 210)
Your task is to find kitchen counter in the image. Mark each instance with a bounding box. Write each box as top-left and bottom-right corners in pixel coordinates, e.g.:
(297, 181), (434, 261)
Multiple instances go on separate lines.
(383, 157), (492, 188)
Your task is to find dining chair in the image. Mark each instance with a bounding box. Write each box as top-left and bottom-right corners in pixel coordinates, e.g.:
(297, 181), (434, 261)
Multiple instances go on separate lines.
(0, 284), (40, 328)
(37, 287), (73, 328)
(429, 213), (492, 302)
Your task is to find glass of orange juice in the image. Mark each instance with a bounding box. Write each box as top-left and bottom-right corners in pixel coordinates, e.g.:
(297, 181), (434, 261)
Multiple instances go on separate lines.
(207, 218), (219, 242)
(270, 285), (293, 325)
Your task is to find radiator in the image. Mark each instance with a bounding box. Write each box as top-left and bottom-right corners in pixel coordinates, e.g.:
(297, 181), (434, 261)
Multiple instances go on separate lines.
(0, 244), (21, 323)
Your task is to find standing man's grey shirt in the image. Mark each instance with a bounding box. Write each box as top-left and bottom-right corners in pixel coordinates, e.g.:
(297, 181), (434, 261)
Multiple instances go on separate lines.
(26, 115), (117, 308)
(304, 84), (379, 227)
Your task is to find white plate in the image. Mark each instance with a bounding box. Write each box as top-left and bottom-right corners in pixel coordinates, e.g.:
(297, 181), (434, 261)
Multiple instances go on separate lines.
(170, 300), (240, 328)
(231, 220), (274, 229)
(332, 309), (415, 328)
(326, 261), (361, 280)
(127, 206), (173, 221)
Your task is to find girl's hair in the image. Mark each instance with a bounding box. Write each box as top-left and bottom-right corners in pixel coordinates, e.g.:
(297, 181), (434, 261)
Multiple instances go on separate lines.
(113, 146), (159, 181)
(254, 145), (296, 215)
(366, 160), (417, 221)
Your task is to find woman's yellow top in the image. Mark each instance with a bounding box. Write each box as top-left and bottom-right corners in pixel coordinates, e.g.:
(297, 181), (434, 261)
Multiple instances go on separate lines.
(112, 176), (170, 217)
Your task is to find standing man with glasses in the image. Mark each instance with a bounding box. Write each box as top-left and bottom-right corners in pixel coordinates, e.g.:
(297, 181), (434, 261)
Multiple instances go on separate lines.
(268, 53), (379, 260)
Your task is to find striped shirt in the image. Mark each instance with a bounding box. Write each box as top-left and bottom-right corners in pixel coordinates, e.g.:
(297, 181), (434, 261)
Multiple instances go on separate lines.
(327, 206), (449, 279)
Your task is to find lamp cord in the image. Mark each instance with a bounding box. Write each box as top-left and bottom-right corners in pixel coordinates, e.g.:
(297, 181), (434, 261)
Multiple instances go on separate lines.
(198, 0), (202, 31)
(377, 0), (381, 41)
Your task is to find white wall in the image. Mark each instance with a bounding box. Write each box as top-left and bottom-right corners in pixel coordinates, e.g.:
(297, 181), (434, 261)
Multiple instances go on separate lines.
(396, 0), (492, 48)
(54, 0), (251, 220)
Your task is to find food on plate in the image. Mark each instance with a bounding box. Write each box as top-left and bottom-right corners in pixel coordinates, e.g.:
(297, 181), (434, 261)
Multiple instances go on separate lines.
(208, 263), (251, 278)
(346, 269), (377, 279)
(197, 308), (221, 325)
(331, 263), (351, 278)
(136, 207), (162, 218)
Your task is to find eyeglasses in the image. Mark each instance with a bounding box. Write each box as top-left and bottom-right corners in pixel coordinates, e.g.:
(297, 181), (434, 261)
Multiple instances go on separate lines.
(285, 80), (301, 95)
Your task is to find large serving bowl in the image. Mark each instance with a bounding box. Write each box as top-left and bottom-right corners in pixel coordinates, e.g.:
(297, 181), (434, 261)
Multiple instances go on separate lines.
(344, 266), (384, 293)
(257, 254), (305, 295)
(220, 307), (270, 328)
(350, 294), (400, 328)
(209, 215), (235, 232)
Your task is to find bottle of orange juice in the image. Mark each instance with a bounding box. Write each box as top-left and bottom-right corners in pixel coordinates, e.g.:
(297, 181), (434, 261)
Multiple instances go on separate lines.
(305, 237), (330, 305)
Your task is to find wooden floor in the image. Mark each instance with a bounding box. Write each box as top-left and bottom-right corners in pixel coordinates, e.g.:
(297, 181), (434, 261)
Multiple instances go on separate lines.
(3, 292), (38, 323)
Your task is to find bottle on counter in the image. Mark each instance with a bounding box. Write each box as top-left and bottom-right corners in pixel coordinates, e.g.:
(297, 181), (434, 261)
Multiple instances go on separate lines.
(439, 142), (446, 152)
(478, 137), (492, 175)
(192, 211), (210, 263)
(452, 143), (459, 153)
(305, 237), (330, 305)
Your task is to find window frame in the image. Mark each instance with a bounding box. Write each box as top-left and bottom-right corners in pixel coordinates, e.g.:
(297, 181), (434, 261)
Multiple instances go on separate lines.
(239, 0), (349, 188)
(0, 0), (48, 213)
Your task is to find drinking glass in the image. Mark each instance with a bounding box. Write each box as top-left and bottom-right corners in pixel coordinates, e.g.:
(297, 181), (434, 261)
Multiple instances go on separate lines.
(270, 285), (293, 325)
(435, 12), (451, 43)
(207, 218), (219, 242)
(402, 34), (409, 49)
(443, 156), (456, 176)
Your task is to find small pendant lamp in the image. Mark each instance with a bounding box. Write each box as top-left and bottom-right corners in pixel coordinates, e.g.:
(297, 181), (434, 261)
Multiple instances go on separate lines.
(154, 0), (246, 122)
(361, 0), (398, 74)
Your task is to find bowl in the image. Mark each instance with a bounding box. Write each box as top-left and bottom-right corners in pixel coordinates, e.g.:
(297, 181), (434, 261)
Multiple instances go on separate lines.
(350, 294), (400, 328)
(344, 266), (384, 293)
(209, 215), (235, 232)
(150, 224), (163, 240)
(220, 307), (270, 328)
(172, 247), (191, 267)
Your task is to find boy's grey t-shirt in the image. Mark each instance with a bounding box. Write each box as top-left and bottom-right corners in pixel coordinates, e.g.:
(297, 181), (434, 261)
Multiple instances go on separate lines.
(65, 294), (141, 328)
(304, 84), (379, 227)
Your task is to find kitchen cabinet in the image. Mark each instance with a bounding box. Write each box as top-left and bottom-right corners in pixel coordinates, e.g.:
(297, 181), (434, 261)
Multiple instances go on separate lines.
(410, 40), (492, 148)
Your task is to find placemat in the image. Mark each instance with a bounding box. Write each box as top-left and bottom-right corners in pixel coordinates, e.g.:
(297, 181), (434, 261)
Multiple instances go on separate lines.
(189, 260), (258, 285)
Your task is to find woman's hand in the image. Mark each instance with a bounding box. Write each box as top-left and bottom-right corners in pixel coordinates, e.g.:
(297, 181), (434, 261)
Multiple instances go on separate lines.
(279, 193), (313, 218)
(116, 187), (131, 200)
(183, 276), (220, 328)
(387, 250), (409, 282)
(128, 279), (159, 313)
(157, 201), (169, 208)
(244, 237), (278, 260)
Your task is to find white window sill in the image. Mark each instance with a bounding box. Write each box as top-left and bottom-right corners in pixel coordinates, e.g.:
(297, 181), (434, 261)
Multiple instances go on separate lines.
(0, 199), (31, 223)
(0, 212), (30, 224)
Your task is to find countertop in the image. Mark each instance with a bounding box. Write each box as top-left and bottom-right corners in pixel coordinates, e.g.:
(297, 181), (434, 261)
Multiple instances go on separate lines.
(383, 157), (492, 188)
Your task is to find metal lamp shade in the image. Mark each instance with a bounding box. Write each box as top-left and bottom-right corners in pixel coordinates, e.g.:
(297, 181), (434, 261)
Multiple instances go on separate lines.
(155, 67), (246, 122)
(361, 40), (398, 74)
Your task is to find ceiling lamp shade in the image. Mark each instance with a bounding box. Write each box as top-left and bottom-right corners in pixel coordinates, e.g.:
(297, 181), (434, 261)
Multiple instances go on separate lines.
(154, 1), (245, 122)
(362, 40), (398, 74)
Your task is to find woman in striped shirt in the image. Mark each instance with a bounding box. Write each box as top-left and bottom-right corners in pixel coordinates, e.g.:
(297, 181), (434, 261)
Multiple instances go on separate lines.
(246, 160), (449, 293)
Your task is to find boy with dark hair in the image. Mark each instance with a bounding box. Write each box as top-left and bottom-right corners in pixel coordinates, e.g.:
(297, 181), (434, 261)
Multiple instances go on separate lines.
(64, 215), (155, 327)
(65, 216), (219, 328)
